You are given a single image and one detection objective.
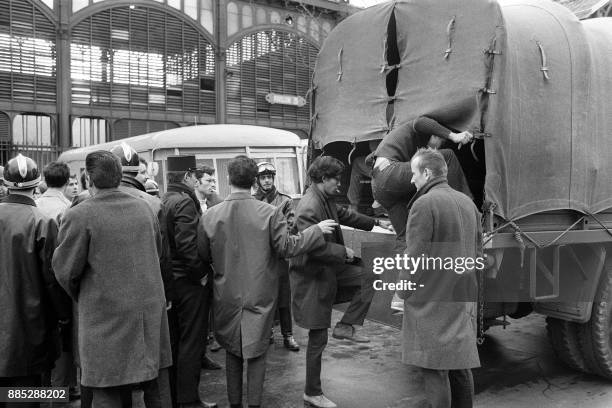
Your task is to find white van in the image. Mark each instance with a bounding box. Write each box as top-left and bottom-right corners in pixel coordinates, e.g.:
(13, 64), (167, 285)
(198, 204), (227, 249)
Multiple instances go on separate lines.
(58, 124), (306, 198)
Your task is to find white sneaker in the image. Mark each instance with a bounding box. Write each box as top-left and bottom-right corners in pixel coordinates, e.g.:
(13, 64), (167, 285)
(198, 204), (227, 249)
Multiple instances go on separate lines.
(303, 393), (337, 408)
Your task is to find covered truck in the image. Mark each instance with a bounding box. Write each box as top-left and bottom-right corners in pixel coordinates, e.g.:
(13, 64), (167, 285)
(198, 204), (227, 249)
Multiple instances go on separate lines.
(310, 0), (612, 378)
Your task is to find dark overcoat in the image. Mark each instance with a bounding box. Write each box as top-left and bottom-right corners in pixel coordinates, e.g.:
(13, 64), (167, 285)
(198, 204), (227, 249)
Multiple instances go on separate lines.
(52, 189), (172, 387)
(289, 186), (375, 329)
(397, 178), (481, 370)
(254, 186), (294, 307)
(120, 176), (174, 300)
(198, 192), (325, 359)
(0, 195), (70, 376)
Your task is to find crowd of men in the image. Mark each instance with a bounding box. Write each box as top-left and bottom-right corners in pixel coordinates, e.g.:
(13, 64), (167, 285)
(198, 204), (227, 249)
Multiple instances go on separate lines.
(0, 115), (483, 408)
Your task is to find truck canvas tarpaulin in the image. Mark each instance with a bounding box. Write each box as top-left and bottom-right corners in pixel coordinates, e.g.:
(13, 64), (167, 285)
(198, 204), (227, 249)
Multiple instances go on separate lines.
(311, 0), (612, 221)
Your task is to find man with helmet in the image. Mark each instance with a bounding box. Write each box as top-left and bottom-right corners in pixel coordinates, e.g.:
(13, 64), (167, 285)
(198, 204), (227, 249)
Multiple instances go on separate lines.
(254, 161), (300, 351)
(52, 150), (171, 408)
(110, 143), (174, 302)
(161, 156), (217, 408)
(110, 143), (174, 407)
(0, 154), (70, 401)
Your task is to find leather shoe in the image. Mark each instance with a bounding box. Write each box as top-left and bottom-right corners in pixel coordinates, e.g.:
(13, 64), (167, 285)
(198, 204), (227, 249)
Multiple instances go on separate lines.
(303, 393), (337, 408)
(283, 334), (300, 351)
(209, 338), (222, 352)
(332, 323), (370, 343)
(201, 355), (222, 370)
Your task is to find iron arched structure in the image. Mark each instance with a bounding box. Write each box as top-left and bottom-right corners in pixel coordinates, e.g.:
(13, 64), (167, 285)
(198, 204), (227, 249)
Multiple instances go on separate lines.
(225, 28), (318, 128)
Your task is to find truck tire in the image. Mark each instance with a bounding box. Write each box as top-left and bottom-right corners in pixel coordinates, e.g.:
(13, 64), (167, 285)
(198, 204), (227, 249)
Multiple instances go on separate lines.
(578, 262), (612, 379)
(546, 317), (588, 373)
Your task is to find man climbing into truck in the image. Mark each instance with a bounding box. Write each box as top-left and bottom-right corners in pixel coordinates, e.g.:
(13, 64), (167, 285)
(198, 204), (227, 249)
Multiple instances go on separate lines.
(367, 115), (474, 248)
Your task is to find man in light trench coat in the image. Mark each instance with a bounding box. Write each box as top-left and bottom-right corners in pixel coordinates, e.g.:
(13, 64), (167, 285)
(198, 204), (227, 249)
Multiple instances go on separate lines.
(53, 150), (172, 408)
(396, 148), (482, 408)
(197, 155), (337, 408)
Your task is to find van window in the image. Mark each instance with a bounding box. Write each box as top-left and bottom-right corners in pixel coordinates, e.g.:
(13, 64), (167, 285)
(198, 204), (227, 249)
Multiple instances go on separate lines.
(215, 158), (233, 198)
(274, 157), (299, 196)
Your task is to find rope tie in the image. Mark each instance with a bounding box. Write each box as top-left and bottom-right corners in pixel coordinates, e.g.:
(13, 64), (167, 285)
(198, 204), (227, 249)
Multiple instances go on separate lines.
(444, 16), (456, 59)
(336, 48), (343, 82)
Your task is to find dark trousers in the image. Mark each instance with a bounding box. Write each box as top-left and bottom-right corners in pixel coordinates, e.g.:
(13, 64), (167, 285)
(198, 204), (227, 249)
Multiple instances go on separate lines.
(0, 375), (40, 408)
(372, 148), (471, 245)
(90, 385), (132, 408)
(81, 373), (166, 408)
(304, 262), (375, 397)
(305, 329), (328, 397)
(278, 307), (292, 336)
(172, 279), (211, 404)
(278, 265), (293, 336)
(418, 367), (474, 408)
(225, 350), (267, 407)
(336, 262), (376, 327)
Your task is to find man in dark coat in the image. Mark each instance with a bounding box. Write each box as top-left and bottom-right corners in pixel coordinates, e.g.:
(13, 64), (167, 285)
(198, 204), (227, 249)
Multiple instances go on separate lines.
(254, 161), (300, 351)
(197, 156), (337, 408)
(161, 156), (217, 408)
(290, 156), (392, 408)
(0, 154), (70, 407)
(52, 151), (172, 408)
(397, 148), (482, 408)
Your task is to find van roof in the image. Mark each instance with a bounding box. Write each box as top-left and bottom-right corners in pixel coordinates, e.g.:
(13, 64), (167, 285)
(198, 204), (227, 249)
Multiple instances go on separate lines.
(59, 124), (302, 162)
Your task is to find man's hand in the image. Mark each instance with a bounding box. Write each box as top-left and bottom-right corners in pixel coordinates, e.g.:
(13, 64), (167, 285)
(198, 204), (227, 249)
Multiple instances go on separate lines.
(345, 246), (355, 263)
(450, 131), (473, 147)
(377, 219), (394, 232)
(316, 219), (338, 234)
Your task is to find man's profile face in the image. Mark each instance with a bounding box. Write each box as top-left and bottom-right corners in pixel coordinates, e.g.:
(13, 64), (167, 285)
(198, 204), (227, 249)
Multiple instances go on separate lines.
(64, 177), (79, 200)
(138, 162), (147, 177)
(184, 172), (198, 189)
(410, 157), (428, 191)
(322, 175), (341, 196)
(197, 173), (217, 197)
(258, 174), (275, 191)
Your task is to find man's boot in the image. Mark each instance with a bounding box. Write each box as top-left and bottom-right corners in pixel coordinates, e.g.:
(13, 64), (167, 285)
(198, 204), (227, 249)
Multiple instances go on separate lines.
(332, 322), (370, 343)
(283, 334), (300, 351)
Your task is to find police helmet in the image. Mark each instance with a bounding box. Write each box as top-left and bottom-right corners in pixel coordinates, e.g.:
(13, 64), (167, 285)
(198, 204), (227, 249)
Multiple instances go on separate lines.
(144, 179), (159, 196)
(110, 142), (140, 172)
(257, 162), (276, 177)
(3, 154), (41, 189)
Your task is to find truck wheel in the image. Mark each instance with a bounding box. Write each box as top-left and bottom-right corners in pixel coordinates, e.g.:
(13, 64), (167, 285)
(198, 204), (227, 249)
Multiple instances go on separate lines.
(546, 317), (588, 373)
(578, 262), (612, 379)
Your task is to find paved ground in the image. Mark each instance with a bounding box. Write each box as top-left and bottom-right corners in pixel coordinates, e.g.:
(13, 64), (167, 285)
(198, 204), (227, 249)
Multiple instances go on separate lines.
(197, 312), (612, 408)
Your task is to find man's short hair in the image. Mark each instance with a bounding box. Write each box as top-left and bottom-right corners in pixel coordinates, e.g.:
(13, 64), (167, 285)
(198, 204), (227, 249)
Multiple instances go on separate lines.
(412, 148), (448, 178)
(194, 165), (215, 180)
(228, 155), (257, 189)
(85, 150), (122, 189)
(307, 156), (345, 183)
(43, 161), (70, 188)
(167, 171), (188, 184)
(139, 157), (148, 167)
